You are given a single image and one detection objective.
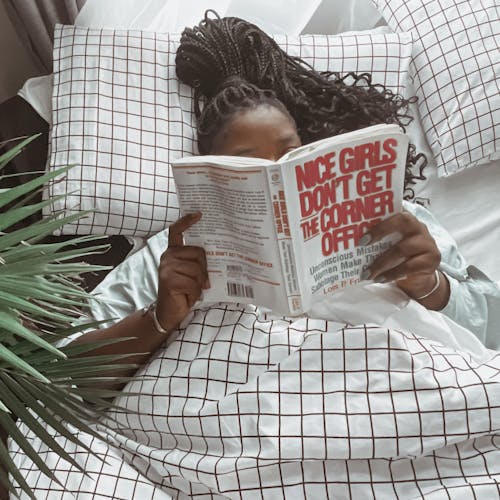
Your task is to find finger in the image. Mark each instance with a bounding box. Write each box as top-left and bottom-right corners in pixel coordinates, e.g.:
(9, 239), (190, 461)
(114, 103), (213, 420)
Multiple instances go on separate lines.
(160, 261), (206, 287)
(160, 245), (209, 291)
(168, 212), (202, 247)
(160, 272), (204, 298)
(372, 254), (434, 283)
(200, 250), (209, 289)
(162, 245), (206, 264)
(182, 287), (203, 308)
(367, 234), (435, 279)
(359, 212), (423, 245)
(162, 247), (208, 284)
(187, 292), (201, 308)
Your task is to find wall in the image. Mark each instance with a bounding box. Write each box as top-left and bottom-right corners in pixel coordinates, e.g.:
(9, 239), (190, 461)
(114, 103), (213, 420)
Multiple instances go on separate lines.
(0, 1), (41, 103)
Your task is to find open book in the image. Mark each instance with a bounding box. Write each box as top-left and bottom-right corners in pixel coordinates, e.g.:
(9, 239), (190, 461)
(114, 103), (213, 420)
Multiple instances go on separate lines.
(172, 124), (409, 315)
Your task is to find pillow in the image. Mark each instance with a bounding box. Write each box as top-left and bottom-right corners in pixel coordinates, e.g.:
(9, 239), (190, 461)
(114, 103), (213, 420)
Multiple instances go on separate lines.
(371, 0), (499, 177)
(304, 0), (386, 35)
(75, 0), (321, 36)
(46, 25), (413, 237)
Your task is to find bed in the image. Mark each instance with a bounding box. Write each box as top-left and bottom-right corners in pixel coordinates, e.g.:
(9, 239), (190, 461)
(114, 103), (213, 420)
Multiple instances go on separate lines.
(5, 0), (500, 498)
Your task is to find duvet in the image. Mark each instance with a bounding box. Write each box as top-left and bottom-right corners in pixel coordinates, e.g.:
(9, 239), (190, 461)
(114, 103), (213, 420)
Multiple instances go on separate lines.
(10, 297), (500, 499)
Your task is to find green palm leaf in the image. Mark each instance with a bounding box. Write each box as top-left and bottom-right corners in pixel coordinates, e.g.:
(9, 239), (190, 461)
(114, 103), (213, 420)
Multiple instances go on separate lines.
(0, 136), (137, 498)
(0, 410), (61, 487)
(0, 135), (40, 171)
(0, 211), (91, 252)
(0, 165), (72, 211)
(0, 194), (68, 232)
(11, 324), (118, 358)
(0, 435), (33, 498)
(0, 311), (66, 359)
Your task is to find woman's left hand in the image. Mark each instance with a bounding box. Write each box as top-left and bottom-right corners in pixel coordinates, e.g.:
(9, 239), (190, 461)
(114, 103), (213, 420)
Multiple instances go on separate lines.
(361, 211), (449, 308)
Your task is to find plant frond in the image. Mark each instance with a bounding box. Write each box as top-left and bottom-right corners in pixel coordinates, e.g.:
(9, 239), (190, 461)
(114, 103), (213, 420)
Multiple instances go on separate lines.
(0, 165), (71, 212)
(0, 135), (140, 497)
(0, 135), (41, 171)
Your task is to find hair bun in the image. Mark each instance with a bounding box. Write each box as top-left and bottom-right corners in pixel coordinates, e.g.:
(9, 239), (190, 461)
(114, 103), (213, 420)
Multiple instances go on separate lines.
(214, 75), (249, 94)
(176, 13), (269, 102)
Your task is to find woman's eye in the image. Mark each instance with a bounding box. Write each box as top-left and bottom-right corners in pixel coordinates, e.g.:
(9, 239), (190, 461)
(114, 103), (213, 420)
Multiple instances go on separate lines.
(281, 147), (298, 156)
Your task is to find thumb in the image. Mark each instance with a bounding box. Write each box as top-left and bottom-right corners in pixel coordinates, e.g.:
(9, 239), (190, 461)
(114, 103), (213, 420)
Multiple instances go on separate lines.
(168, 212), (201, 247)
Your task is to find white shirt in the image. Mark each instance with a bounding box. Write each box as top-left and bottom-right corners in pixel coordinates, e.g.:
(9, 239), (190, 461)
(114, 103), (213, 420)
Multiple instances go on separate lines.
(89, 201), (500, 351)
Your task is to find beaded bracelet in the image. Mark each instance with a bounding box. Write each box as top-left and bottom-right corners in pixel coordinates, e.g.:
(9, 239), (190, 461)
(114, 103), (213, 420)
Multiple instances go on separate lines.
(415, 270), (441, 300)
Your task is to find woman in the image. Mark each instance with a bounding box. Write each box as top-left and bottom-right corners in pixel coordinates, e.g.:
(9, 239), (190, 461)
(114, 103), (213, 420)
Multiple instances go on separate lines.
(10, 14), (500, 500)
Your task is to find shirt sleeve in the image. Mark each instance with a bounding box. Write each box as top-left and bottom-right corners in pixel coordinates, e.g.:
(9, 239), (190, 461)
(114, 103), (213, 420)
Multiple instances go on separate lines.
(88, 230), (167, 325)
(56, 231), (166, 349)
(404, 201), (500, 350)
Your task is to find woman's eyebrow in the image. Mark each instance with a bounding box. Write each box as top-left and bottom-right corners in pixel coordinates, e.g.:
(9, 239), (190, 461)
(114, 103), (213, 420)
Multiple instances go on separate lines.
(231, 147), (257, 156)
(281, 134), (301, 145)
(281, 133), (300, 141)
(229, 134), (301, 156)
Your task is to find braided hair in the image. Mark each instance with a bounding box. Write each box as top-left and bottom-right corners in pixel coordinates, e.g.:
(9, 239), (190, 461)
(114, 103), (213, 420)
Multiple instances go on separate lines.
(191, 75), (296, 155)
(176, 11), (426, 200)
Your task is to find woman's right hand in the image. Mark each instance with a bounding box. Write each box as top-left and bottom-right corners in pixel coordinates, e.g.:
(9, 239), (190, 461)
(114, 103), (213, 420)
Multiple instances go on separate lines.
(156, 213), (209, 331)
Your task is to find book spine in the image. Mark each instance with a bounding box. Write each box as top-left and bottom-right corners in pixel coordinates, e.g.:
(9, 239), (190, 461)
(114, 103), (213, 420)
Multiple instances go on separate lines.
(265, 165), (303, 314)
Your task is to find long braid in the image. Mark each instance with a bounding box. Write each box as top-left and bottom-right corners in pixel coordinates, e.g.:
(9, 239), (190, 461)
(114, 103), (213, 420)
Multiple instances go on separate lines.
(176, 11), (427, 200)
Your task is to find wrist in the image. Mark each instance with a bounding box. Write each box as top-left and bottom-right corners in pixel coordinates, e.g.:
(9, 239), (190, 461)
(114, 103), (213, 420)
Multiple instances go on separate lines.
(142, 302), (173, 336)
(415, 270), (441, 300)
(398, 270), (450, 310)
(397, 271), (437, 297)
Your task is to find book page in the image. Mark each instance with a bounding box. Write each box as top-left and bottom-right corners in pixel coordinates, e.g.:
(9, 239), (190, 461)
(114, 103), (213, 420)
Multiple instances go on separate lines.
(282, 129), (409, 310)
(172, 162), (291, 313)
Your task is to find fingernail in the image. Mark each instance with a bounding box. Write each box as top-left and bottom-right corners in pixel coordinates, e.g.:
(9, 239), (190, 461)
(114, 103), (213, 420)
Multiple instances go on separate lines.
(360, 268), (371, 280)
(374, 275), (387, 284)
(358, 233), (372, 246)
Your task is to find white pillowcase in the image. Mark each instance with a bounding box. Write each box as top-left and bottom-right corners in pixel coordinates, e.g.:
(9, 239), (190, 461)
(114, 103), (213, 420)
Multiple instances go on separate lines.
(75, 0), (383, 37)
(304, 0), (386, 35)
(46, 25), (413, 237)
(75, 0), (321, 35)
(17, 75), (53, 123)
(371, 0), (499, 177)
(18, 1), (324, 124)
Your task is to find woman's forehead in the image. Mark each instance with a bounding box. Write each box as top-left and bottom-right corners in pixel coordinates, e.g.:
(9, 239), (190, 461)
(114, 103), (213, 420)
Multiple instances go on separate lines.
(210, 105), (301, 159)
(222, 105), (298, 141)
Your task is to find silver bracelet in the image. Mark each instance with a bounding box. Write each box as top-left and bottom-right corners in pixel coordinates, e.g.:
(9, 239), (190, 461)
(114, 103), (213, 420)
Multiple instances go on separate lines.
(415, 270), (441, 300)
(143, 302), (169, 335)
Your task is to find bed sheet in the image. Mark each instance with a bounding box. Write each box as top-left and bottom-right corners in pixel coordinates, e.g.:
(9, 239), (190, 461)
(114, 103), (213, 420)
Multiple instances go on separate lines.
(9, 217), (500, 498)
(10, 300), (500, 499)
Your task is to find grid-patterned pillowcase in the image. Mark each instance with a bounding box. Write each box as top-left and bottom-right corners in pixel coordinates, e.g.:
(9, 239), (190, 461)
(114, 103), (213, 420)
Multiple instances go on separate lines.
(46, 25), (413, 237)
(371, 0), (499, 177)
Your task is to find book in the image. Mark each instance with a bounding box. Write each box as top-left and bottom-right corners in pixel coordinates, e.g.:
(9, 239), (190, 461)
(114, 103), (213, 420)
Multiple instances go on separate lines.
(171, 124), (409, 315)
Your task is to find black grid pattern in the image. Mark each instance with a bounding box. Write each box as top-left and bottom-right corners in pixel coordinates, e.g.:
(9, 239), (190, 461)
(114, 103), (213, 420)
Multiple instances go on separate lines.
(45, 25), (413, 237)
(372, 0), (500, 177)
(10, 305), (500, 498)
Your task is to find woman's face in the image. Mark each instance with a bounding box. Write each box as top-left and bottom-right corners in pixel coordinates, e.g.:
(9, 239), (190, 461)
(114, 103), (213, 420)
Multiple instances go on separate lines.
(210, 104), (302, 161)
